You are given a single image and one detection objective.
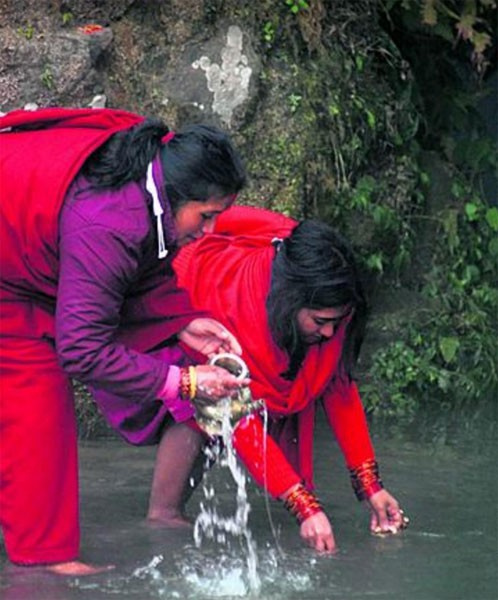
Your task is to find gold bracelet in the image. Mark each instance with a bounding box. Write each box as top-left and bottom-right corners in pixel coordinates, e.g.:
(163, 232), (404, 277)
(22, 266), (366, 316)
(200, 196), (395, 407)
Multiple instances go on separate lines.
(188, 365), (197, 400)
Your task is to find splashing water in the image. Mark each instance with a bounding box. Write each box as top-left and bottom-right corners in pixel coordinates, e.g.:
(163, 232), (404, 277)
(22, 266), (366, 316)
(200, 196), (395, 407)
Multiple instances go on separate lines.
(193, 401), (262, 594)
(126, 383), (309, 598)
(122, 546), (315, 599)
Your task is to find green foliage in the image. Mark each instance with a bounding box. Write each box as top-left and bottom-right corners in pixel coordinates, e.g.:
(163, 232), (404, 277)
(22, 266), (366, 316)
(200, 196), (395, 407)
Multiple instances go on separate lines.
(363, 183), (498, 416)
(262, 21), (276, 44)
(288, 93), (303, 113)
(17, 24), (35, 40)
(247, 0), (495, 418)
(361, 338), (435, 416)
(485, 206), (498, 230)
(381, 0), (496, 72)
(61, 12), (74, 26)
(302, 1), (497, 418)
(40, 65), (54, 89)
(323, 154), (425, 284)
(380, 0), (497, 171)
(285, 0), (309, 15)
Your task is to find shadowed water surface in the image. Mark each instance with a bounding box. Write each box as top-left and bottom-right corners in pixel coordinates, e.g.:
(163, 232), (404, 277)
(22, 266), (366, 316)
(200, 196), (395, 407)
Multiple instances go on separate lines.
(1, 403), (496, 599)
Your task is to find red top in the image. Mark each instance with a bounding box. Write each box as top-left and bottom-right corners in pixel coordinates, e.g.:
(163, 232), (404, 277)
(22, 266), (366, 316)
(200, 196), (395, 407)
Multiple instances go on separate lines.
(174, 206), (376, 492)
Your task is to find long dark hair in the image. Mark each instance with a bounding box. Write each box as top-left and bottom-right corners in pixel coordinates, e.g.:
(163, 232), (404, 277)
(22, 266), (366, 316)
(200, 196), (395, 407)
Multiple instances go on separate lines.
(266, 220), (368, 380)
(81, 118), (246, 211)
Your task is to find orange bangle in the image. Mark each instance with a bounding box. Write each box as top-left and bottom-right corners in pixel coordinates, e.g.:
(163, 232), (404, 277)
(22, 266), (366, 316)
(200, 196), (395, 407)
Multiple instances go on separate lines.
(283, 483), (323, 525)
(349, 459), (384, 501)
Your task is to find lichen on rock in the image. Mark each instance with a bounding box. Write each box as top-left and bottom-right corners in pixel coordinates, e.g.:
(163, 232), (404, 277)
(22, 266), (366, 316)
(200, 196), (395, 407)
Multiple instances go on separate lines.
(192, 25), (252, 127)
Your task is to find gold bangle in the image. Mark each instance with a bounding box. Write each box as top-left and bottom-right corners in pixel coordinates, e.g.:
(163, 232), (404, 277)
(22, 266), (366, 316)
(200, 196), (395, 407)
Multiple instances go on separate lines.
(188, 365), (197, 400)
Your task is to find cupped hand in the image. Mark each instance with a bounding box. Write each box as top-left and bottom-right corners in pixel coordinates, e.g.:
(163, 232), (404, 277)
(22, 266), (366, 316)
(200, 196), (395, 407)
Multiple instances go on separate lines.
(300, 511), (337, 553)
(366, 488), (409, 535)
(178, 318), (242, 356)
(194, 364), (250, 403)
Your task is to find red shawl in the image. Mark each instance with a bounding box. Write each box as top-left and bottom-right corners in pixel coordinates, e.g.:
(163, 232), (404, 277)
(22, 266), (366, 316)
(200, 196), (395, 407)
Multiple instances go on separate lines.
(0, 107), (144, 301)
(0, 107), (200, 348)
(174, 206), (355, 486)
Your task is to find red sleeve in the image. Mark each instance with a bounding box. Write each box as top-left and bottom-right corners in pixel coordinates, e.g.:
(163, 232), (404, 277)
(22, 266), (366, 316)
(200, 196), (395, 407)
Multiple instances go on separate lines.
(232, 414), (301, 498)
(322, 380), (376, 469)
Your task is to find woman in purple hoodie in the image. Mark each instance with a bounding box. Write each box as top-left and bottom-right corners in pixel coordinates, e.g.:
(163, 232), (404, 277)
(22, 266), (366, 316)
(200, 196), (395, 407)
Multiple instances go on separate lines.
(0, 107), (247, 575)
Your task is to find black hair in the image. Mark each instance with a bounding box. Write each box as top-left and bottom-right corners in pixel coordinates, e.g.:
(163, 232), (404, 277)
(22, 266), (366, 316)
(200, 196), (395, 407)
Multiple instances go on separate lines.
(81, 119), (246, 211)
(266, 220), (368, 381)
(161, 124), (246, 208)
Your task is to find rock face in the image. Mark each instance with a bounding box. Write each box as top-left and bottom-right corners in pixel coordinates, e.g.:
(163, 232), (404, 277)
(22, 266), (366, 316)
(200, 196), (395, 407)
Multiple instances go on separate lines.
(136, 22), (259, 129)
(0, 25), (113, 110)
(0, 1), (419, 225)
(0, 2), (260, 127)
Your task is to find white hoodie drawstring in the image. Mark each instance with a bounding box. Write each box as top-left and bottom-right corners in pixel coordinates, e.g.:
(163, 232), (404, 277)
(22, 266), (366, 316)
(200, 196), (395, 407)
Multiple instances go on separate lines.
(146, 161), (168, 259)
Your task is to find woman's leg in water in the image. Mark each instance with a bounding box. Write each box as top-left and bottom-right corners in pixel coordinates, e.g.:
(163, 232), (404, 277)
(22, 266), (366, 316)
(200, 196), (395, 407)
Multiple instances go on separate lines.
(0, 336), (111, 575)
(147, 421), (208, 527)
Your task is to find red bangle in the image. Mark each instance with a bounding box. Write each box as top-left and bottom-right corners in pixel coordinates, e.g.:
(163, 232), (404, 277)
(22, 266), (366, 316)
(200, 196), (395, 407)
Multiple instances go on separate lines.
(283, 483), (323, 525)
(179, 367), (191, 401)
(349, 459), (384, 501)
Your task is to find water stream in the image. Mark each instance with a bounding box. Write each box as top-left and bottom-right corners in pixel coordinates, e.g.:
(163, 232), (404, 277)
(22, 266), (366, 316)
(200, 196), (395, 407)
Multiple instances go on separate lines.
(193, 409), (261, 595)
(1, 402), (496, 599)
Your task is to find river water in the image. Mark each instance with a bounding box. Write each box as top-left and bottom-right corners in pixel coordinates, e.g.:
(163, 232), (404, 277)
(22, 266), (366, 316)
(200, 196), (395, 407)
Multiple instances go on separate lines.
(1, 403), (496, 600)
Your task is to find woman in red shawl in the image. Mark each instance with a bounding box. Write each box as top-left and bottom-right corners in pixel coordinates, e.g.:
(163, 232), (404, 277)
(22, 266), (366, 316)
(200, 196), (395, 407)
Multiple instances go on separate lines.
(171, 206), (407, 552)
(97, 205), (407, 552)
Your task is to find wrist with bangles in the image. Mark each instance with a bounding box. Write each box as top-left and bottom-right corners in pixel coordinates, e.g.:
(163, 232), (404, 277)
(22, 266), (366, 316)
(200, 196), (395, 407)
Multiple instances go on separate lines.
(179, 366), (197, 401)
(283, 483), (324, 525)
(349, 458), (384, 501)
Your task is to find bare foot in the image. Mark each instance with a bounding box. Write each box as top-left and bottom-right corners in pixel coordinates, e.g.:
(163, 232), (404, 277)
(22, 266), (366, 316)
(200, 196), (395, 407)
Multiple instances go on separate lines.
(45, 561), (115, 576)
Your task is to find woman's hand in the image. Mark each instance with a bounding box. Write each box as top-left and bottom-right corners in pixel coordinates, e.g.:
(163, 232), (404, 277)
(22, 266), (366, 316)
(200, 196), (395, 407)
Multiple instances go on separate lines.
(194, 364), (250, 403)
(178, 318), (242, 356)
(300, 511), (337, 553)
(366, 488), (409, 535)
